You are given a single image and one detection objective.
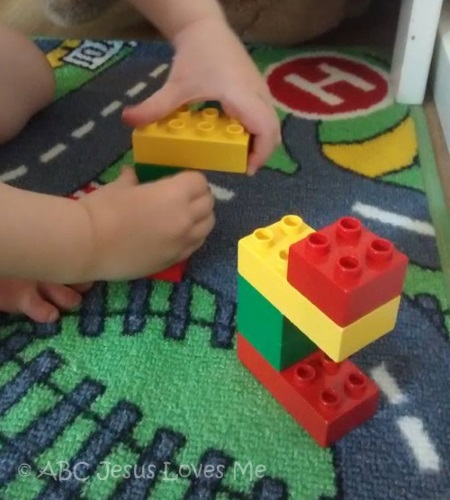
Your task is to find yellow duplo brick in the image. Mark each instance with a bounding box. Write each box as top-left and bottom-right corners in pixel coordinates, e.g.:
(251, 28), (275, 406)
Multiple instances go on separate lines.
(132, 107), (250, 173)
(242, 214), (315, 277)
(238, 215), (402, 361)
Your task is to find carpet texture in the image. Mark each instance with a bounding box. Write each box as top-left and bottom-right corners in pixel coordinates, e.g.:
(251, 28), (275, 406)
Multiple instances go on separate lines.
(0, 39), (448, 499)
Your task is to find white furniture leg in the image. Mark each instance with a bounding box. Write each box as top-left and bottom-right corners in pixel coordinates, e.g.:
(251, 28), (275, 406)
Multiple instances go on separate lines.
(432, 0), (450, 153)
(391, 0), (444, 104)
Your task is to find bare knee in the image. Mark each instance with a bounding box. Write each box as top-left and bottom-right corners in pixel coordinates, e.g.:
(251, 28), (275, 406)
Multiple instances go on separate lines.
(0, 24), (55, 144)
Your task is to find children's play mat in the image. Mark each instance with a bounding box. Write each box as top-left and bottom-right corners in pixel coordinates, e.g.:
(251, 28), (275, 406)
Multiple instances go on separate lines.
(0, 39), (448, 498)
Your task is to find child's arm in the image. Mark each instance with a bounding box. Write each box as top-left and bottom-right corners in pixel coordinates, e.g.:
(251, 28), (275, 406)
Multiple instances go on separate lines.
(0, 168), (214, 284)
(123, 0), (281, 175)
(125, 0), (226, 39)
(0, 181), (94, 283)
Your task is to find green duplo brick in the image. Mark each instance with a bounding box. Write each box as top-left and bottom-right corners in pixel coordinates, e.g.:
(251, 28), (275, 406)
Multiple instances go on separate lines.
(135, 163), (183, 183)
(237, 275), (317, 371)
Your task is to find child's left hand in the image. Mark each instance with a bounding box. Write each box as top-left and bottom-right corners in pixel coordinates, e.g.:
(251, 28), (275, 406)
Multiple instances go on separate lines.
(122, 18), (280, 175)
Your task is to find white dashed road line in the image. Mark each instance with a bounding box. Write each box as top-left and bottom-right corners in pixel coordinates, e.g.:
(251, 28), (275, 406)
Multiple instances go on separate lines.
(397, 416), (441, 472)
(209, 182), (235, 201)
(150, 63), (169, 78)
(0, 165), (28, 183)
(40, 144), (67, 163)
(101, 100), (122, 117)
(370, 363), (408, 405)
(72, 121), (95, 139)
(126, 82), (148, 97)
(353, 201), (435, 236)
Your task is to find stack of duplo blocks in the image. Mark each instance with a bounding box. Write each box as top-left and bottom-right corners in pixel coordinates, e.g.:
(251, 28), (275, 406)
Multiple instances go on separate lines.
(237, 214), (409, 446)
(131, 105), (249, 281)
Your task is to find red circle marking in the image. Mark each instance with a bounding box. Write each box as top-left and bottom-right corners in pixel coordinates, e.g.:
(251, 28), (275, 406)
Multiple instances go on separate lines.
(267, 54), (389, 118)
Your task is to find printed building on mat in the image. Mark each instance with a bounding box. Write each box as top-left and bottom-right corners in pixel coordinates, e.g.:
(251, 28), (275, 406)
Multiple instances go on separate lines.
(236, 214), (408, 447)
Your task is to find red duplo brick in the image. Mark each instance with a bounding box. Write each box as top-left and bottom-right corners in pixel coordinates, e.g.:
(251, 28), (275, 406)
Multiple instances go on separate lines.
(237, 333), (379, 447)
(148, 261), (187, 282)
(287, 216), (408, 326)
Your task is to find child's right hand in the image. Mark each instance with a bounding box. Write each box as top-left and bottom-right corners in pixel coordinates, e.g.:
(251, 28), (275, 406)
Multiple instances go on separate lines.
(123, 18), (280, 176)
(79, 167), (215, 281)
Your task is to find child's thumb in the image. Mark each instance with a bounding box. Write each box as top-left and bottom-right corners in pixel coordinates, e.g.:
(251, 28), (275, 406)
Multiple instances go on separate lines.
(122, 83), (185, 127)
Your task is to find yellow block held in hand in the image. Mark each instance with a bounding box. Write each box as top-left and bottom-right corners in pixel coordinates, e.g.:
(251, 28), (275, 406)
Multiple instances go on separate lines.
(132, 106), (250, 173)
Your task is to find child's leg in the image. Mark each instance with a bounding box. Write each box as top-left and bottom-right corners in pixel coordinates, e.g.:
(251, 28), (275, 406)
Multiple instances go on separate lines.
(0, 22), (55, 143)
(0, 24), (86, 322)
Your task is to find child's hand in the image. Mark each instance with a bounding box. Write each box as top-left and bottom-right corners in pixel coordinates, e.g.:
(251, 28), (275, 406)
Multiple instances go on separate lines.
(122, 18), (280, 175)
(80, 168), (215, 281)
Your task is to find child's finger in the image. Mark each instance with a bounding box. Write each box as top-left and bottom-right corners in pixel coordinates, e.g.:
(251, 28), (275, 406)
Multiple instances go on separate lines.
(122, 82), (187, 126)
(222, 95), (280, 175)
(247, 128), (280, 175)
(179, 213), (216, 260)
(163, 170), (211, 203)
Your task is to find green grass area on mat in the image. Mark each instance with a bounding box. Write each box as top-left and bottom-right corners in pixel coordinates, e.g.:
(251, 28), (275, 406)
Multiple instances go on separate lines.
(0, 384), (60, 437)
(382, 163), (425, 191)
(53, 45), (135, 100)
(18, 295), (335, 499)
(404, 264), (447, 312)
(412, 106), (450, 307)
(319, 104), (410, 144)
